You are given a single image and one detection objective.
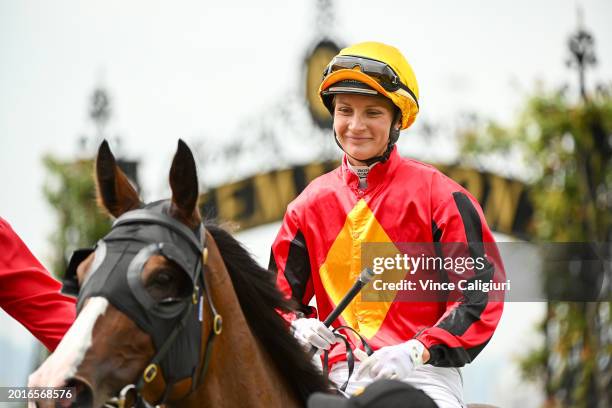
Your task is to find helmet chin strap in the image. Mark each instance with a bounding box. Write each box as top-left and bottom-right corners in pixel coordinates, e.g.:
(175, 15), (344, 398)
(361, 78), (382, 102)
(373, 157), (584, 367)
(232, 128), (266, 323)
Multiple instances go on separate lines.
(334, 113), (401, 167)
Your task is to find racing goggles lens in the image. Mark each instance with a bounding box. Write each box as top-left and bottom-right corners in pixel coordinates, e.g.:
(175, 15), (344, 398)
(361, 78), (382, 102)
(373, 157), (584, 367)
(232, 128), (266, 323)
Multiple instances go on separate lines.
(323, 55), (403, 92)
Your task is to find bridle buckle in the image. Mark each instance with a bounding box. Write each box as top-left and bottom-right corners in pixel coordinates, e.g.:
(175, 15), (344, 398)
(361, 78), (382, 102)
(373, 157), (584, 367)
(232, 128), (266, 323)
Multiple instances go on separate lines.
(143, 364), (158, 383)
(213, 314), (223, 335)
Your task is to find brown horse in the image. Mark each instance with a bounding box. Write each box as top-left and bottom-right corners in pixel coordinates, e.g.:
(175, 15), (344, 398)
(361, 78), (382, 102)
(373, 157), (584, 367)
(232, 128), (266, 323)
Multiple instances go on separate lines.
(28, 140), (328, 407)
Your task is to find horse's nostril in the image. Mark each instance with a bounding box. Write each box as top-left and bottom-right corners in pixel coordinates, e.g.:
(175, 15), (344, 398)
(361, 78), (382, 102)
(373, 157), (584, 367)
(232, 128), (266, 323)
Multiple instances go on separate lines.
(64, 377), (94, 408)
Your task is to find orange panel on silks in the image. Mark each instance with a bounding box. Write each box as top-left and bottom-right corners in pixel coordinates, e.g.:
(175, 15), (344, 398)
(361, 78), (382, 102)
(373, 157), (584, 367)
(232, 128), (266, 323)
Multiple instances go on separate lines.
(318, 198), (398, 340)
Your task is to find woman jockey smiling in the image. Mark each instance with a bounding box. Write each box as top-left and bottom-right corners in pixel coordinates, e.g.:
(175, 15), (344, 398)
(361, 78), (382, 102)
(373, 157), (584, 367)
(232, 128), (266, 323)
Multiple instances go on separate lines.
(270, 41), (504, 408)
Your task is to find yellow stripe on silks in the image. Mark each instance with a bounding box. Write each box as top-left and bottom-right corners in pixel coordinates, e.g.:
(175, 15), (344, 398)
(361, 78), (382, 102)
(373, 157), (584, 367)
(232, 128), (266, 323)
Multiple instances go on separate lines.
(319, 199), (401, 340)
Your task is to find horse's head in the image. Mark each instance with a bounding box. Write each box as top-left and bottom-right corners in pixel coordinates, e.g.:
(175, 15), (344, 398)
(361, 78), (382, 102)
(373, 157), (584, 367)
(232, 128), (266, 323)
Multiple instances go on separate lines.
(29, 140), (216, 407)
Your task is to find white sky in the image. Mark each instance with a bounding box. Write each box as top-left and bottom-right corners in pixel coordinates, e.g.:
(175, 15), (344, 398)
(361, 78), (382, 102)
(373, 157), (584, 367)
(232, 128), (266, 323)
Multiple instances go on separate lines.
(0, 0), (610, 403)
(1, 0), (611, 258)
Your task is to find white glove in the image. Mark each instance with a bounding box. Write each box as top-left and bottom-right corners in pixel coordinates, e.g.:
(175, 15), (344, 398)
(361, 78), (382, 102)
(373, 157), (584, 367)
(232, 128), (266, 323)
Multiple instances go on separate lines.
(291, 318), (337, 350)
(355, 339), (425, 381)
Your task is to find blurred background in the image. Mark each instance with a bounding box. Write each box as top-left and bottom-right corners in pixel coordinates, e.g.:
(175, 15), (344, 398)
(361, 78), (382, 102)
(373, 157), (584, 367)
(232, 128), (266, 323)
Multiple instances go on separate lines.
(1, 1), (611, 406)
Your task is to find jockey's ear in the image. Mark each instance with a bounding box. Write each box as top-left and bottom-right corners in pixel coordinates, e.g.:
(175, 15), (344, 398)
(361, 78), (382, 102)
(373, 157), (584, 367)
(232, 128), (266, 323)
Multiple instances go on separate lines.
(95, 140), (142, 218)
(168, 139), (201, 229)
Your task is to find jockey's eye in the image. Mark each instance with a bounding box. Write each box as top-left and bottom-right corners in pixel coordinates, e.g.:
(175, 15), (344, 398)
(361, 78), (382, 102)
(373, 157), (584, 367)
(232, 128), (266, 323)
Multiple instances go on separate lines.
(336, 106), (352, 115)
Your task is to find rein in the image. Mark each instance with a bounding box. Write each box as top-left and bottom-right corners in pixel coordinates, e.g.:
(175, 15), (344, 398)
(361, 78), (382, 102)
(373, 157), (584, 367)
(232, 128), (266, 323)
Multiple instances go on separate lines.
(322, 326), (373, 392)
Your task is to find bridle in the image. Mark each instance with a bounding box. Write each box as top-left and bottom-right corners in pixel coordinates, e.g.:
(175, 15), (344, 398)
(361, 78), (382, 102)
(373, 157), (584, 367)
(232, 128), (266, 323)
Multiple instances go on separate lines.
(113, 210), (222, 408)
(64, 209), (223, 408)
(110, 242), (222, 408)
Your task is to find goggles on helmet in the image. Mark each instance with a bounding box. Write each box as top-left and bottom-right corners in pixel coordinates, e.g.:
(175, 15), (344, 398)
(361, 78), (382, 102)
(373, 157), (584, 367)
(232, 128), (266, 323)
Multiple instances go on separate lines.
(323, 55), (411, 94)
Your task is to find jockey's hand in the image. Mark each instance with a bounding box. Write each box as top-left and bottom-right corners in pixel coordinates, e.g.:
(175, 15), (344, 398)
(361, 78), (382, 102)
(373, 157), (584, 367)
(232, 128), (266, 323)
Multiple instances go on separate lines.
(355, 339), (426, 381)
(291, 318), (337, 351)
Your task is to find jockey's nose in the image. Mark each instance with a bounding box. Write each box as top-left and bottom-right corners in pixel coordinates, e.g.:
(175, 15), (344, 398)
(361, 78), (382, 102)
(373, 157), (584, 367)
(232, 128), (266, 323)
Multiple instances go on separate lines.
(348, 114), (367, 132)
(63, 377), (93, 408)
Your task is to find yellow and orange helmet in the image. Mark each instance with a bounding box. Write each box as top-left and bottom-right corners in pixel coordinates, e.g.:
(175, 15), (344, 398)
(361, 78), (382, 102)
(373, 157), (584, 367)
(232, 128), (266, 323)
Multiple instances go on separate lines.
(319, 41), (420, 130)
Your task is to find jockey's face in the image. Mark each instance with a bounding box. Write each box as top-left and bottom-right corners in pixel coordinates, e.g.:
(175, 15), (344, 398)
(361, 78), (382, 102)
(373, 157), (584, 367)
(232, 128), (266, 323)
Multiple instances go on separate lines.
(333, 93), (397, 166)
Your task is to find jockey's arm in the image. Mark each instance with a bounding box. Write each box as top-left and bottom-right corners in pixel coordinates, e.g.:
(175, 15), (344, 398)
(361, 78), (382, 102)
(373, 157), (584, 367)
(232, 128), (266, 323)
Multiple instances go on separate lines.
(413, 189), (504, 367)
(269, 207), (317, 322)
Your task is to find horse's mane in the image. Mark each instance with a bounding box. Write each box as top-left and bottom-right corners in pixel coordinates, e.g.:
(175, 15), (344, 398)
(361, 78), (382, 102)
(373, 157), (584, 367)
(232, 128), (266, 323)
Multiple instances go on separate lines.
(205, 223), (329, 404)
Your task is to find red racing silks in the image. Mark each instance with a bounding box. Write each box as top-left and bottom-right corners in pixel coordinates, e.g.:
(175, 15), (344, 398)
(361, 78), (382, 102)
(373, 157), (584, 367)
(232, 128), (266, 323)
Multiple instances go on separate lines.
(0, 217), (76, 351)
(270, 147), (504, 368)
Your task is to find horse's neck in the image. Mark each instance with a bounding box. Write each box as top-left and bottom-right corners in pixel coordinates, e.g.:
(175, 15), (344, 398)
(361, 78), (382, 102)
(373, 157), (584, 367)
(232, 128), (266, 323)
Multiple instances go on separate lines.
(175, 240), (301, 408)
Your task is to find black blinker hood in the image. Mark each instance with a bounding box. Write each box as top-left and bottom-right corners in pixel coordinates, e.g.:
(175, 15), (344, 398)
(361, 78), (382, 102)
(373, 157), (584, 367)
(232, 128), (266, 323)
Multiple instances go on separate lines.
(63, 201), (206, 385)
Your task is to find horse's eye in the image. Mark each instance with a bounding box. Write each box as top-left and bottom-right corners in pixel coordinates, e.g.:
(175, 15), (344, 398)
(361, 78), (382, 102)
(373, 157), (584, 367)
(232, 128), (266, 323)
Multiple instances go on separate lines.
(151, 271), (172, 287)
(145, 265), (192, 303)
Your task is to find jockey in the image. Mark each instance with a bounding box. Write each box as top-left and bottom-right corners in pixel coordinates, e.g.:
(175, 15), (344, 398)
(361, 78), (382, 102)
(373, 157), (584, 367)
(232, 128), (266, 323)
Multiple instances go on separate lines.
(269, 41), (504, 408)
(0, 217), (76, 351)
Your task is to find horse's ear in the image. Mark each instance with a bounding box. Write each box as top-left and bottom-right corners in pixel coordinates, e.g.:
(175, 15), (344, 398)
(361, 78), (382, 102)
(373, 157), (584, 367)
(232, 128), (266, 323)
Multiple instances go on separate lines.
(95, 140), (141, 218)
(169, 139), (201, 229)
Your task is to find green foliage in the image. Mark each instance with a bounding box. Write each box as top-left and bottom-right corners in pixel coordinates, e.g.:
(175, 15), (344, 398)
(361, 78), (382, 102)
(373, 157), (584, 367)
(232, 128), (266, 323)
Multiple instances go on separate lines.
(42, 156), (111, 278)
(461, 86), (612, 241)
(458, 85), (612, 406)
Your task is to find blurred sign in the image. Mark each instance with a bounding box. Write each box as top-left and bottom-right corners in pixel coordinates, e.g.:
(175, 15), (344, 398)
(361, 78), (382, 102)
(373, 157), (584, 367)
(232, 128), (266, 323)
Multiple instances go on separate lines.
(304, 39), (341, 128)
(117, 159), (140, 192)
(199, 163), (533, 239)
(200, 160), (339, 229)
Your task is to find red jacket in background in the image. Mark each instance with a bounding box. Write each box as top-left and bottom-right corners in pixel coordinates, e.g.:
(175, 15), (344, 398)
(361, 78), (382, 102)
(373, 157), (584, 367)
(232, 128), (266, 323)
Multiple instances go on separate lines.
(0, 217), (76, 351)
